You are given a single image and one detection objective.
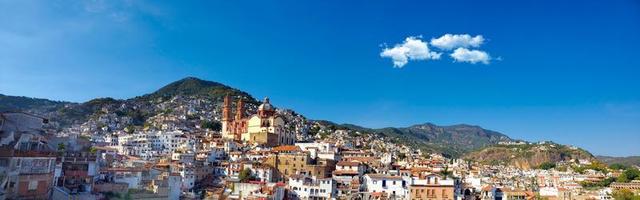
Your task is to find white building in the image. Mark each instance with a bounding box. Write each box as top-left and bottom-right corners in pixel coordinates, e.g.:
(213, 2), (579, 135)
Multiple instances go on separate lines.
(295, 142), (338, 160)
(288, 175), (336, 200)
(363, 174), (409, 199)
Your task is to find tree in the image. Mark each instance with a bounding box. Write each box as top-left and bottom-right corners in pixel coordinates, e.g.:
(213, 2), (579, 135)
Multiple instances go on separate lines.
(238, 168), (253, 182)
(618, 168), (640, 183)
(440, 166), (452, 180)
(201, 120), (222, 131)
(397, 153), (406, 160)
(618, 173), (630, 183)
(57, 143), (66, 152)
(610, 163), (629, 170)
(124, 124), (136, 134)
(612, 189), (640, 200)
(538, 162), (556, 170)
(556, 165), (568, 172)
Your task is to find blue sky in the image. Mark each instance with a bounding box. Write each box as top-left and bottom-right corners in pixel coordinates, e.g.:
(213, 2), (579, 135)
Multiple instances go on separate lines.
(1, 0), (639, 156)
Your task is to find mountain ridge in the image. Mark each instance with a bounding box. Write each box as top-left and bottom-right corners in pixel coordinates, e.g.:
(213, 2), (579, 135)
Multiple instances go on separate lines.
(0, 77), (602, 161)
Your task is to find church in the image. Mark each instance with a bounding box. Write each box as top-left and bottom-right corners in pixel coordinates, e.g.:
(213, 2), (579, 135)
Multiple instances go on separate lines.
(221, 95), (295, 146)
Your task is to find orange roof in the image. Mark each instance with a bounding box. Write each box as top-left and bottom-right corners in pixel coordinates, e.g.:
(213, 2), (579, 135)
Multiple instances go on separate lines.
(337, 161), (360, 166)
(272, 145), (300, 152)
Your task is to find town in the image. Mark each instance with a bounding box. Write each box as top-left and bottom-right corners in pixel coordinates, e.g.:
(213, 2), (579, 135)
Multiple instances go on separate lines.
(0, 92), (638, 200)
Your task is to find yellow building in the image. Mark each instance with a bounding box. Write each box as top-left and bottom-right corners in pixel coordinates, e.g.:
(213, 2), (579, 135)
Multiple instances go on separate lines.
(221, 96), (295, 147)
(263, 146), (336, 181)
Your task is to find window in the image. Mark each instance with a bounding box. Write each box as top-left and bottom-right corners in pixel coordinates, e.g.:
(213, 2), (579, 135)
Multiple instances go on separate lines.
(28, 181), (38, 191)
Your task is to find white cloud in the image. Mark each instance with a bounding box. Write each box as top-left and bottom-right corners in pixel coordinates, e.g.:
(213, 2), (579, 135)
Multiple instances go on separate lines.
(450, 47), (491, 64)
(380, 37), (441, 68)
(430, 34), (484, 50)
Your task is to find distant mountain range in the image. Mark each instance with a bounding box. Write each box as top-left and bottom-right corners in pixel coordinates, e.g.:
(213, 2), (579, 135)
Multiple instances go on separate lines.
(597, 156), (640, 167)
(0, 77), (607, 163)
(311, 121), (512, 157)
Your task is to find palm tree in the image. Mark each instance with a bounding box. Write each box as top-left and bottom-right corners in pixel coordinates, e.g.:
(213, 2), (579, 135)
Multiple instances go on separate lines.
(441, 166), (452, 180)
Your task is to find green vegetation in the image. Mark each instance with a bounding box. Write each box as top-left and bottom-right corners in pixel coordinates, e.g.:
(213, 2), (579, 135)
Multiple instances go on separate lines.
(579, 177), (616, 188)
(579, 168), (640, 189)
(572, 161), (609, 174)
(613, 189), (640, 200)
(57, 143), (66, 151)
(556, 165), (568, 172)
(538, 162), (556, 170)
(610, 163), (630, 170)
(238, 168), (254, 182)
(0, 94), (69, 112)
(319, 131), (330, 139)
(465, 143), (594, 168)
(617, 168), (640, 183)
(312, 120), (511, 158)
(136, 77), (258, 105)
(598, 156), (640, 168)
(397, 153), (406, 160)
(200, 120), (222, 131)
(124, 124), (136, 134)
(440, 166), (452, 179)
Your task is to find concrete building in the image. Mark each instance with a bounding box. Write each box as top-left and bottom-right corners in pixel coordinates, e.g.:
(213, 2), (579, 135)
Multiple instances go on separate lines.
(288, 174), (336, 200)
(363, 174), (409, 199)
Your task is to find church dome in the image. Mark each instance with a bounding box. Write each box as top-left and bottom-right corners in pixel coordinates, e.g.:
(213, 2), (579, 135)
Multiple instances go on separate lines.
(258, 97), (273, 111)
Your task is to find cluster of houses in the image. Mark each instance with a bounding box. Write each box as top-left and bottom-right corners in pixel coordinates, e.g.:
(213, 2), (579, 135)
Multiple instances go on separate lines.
(1, 95), (638, 200)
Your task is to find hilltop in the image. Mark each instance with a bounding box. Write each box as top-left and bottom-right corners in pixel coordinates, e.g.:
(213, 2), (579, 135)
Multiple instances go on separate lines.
(463, 142), (595, 169)
(135, 77), (258, 105)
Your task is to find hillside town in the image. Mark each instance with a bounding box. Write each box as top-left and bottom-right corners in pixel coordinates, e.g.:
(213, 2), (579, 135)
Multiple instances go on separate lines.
(0, 94), (639, 200)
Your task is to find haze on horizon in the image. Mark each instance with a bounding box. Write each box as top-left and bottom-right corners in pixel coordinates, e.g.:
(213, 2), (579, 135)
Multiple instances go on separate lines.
(1, 1), (639, 157)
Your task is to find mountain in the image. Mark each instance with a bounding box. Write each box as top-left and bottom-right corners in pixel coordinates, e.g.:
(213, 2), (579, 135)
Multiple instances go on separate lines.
(597, 156), (640, 167)
(0, 76), (595, 162)
(0, 94), (72, 113)
(463, 142), (595, 169)
(135, 77), (258, 105)
(374, 123), (512, 157)
(310, 121), (512, 157)
(1, 77), (257, 129)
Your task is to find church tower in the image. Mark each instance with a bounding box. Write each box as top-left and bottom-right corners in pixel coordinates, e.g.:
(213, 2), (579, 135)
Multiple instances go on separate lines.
(221, 94), (233, 140)
(235, 98), (244, 121)
(222, 94), (231, 122)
